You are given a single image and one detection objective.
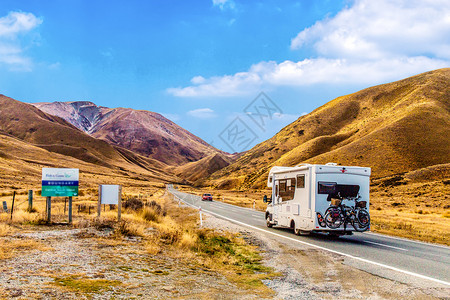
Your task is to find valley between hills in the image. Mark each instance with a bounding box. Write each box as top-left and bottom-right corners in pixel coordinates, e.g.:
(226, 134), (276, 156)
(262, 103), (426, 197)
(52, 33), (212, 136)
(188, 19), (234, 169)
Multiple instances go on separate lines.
(2, 69), (447, 244)
(0, 68), (449, 298)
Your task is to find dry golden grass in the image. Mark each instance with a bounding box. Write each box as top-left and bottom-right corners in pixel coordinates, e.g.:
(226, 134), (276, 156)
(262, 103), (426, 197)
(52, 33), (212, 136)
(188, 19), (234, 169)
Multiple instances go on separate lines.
(0, 185), (276, 294)
(0, 239), (52, 260)
(0, 223), (13, 236)
(369, 178), (450, 245)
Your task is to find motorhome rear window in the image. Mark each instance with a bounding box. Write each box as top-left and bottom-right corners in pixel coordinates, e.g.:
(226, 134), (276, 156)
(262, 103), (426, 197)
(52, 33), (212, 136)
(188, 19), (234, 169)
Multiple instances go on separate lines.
(318, 182), (360, 199)
(335, 184), (360, 198)
(318, 182), (336, 194)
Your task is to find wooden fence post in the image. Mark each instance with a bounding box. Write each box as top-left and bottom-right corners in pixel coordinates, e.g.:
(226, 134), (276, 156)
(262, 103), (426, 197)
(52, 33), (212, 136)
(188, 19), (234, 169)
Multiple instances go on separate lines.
(10, 191), (16, 220)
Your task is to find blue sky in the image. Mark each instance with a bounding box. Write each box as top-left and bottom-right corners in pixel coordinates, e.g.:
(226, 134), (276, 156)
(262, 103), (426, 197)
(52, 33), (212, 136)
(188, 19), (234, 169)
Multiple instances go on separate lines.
(0, 0), (449, 153)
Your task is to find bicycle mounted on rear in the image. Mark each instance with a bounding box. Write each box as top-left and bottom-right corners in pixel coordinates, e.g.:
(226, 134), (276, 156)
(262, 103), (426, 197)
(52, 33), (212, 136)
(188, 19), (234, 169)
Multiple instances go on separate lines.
(323, 193), (370, 232)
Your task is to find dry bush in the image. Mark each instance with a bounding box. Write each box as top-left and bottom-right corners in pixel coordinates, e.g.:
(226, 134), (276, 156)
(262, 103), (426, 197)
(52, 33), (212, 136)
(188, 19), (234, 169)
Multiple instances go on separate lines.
(123, 197), (144, 211)
(141, 206), (161, 223)
(0, 223), (13, 236)
(178, 231), (197, 249)
(146, 236), (162, 255)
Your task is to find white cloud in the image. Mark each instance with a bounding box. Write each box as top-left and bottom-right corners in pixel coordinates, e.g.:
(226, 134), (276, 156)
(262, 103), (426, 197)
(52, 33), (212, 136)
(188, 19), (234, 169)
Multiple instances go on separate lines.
(212, 0), (236, 11)
(0, 11), (42, 36)
(168, 70), (262, 97)
(168, 0), (450, 98)
(0, 11), (42, 71)
(168, 56), (448, 97)
(290, 0), (450, 60)
(187, 108), (218, 119)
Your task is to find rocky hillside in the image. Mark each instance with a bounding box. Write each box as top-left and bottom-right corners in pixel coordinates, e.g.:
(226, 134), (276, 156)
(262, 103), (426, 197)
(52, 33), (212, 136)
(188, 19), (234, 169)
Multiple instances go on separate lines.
(34, 101), (225, 166)
(0, 95), (178, 185)
(207, 68), (450, 189)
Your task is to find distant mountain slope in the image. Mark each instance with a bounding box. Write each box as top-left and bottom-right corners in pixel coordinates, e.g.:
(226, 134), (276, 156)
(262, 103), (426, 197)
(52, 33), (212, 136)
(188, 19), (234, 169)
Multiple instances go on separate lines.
(0, 95), (178, 182)
(208, 68), (450, 189)
(34, 101), (224, 166)
(171, 153), (233, 183)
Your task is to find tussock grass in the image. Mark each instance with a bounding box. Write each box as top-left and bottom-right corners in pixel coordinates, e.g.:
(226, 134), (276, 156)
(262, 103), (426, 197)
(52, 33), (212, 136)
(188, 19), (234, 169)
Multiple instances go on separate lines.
(0, 209), (45, 225)
(0, 223), (13, 236)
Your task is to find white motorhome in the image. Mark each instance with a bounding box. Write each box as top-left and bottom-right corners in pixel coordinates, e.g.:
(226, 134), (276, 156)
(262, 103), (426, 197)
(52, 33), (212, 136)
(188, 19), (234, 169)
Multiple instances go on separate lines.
(265, 163), (371, 235)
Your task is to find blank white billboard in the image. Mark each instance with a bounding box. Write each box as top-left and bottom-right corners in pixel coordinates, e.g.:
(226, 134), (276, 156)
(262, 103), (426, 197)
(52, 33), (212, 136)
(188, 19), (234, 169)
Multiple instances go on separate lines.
(100, 185), (120, 205)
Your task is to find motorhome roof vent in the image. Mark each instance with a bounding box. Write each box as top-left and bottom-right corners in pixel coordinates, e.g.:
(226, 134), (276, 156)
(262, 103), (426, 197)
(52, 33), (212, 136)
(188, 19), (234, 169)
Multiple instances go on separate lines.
(325, 162), (338, 166)
(295, 163), (311, 167)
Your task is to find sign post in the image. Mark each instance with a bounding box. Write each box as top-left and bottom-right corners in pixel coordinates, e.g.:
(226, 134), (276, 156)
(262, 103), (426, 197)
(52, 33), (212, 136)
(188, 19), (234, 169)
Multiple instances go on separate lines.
(46, 196), (51, 223)
(42, 168), (79, 224)
(28, 190), (33, 212)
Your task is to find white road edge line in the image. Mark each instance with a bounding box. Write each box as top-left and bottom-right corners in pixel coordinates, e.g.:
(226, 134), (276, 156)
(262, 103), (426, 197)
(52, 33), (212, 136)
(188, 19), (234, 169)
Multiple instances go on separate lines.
(365, 232), (450, 250)
(170, 189), (450, 287)
(363, 240), (409, 251)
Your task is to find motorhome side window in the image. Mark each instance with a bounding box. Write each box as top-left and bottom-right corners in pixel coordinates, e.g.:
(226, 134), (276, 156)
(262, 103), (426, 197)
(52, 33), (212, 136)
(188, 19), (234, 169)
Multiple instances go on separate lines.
(277, 178), (295, 200)
(296, 174), (305, 188)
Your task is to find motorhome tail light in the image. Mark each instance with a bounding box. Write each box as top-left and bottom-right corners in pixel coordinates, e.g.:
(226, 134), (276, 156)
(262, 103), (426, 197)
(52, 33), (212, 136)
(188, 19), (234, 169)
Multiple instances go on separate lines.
(316, 213), (326, 227)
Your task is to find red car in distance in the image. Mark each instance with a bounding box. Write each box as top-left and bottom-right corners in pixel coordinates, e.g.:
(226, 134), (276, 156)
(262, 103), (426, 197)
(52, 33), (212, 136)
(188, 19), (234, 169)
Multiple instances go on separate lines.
(202, 193), (213, 201)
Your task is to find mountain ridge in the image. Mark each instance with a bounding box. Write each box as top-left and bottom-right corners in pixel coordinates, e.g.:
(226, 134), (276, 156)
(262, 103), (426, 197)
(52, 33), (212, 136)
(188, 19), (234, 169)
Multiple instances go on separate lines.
(33, 101), (228, 166)
(0, 95), (179, 183)
(207, 68), (450, 189)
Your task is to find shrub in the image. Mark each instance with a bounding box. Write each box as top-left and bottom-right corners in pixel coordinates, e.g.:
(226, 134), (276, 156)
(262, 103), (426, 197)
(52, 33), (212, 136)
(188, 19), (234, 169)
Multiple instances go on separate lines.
(123, 198), (144, 211)
(141, 207), (161, 223)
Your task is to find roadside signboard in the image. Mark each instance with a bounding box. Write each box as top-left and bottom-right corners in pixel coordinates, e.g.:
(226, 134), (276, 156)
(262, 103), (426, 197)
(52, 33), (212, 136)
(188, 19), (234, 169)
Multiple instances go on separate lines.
(99, 185), (120, 204)
(41, 168), (79, 197)
(98, 184), (122, 220)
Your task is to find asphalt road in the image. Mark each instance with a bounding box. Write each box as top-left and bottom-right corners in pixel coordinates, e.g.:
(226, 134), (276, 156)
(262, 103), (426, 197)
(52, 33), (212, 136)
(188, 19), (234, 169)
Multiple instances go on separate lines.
(168, 186), (450, 288)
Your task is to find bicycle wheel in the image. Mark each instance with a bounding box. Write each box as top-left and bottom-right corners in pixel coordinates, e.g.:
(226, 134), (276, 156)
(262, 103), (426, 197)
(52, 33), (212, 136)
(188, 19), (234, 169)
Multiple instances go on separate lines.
(324, 207), (344, 229)
(353, 209), (370, 232)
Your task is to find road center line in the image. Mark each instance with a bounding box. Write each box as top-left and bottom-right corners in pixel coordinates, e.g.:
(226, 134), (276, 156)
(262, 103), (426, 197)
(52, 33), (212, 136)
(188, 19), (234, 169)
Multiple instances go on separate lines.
(169, 189), (450, 287)
(363, 240), (409, 251)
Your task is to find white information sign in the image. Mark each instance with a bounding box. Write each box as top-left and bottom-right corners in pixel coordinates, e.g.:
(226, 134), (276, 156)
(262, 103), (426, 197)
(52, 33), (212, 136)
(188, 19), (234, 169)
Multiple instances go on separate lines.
(100, 185), (120, 205)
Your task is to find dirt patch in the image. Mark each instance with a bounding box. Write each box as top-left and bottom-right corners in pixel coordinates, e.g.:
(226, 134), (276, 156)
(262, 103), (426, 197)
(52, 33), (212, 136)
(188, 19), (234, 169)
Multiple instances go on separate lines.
(0, 228), (266, 299)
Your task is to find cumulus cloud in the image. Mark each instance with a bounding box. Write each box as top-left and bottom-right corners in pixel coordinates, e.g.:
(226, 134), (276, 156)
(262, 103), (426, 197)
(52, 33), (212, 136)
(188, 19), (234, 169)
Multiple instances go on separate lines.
(290, 0), (450, 60)
(0, 11), (42, 71)
(187, 108), (218, 119)
(212, 0), (236, 11)
(168, 0), (450, 97)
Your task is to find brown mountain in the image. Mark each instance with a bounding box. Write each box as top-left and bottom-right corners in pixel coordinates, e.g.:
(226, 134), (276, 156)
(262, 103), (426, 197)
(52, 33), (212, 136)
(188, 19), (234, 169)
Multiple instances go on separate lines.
(33, 101), (224, 166)
(0, 95), (178, 183)
(170, 153), (234, 183)
(208, 68), (450, 189)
